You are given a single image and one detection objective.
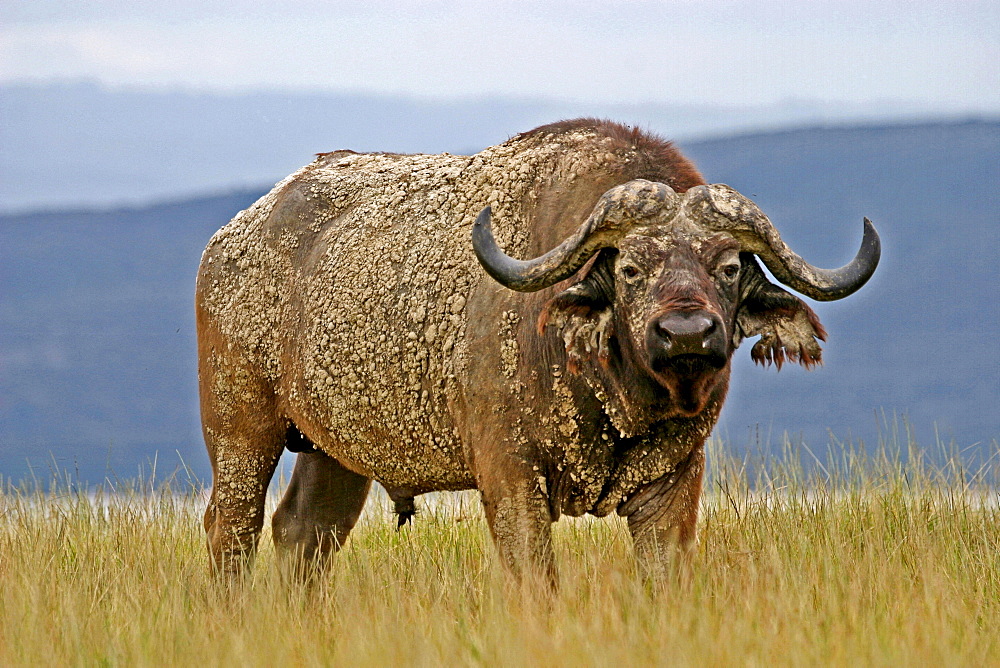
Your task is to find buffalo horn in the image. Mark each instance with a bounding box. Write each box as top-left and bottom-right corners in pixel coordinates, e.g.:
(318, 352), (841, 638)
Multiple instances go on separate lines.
(473, 180), (677, 292)
(693, 185), (881, 301)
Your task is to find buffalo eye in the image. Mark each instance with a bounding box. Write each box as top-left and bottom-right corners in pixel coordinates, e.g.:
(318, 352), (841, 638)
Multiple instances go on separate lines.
(620, 264), (641, 281)
(719, 263), (740, 282)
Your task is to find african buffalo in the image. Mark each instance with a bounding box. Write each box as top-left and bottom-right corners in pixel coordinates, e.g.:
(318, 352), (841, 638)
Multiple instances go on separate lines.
(196, 118), (879, 583)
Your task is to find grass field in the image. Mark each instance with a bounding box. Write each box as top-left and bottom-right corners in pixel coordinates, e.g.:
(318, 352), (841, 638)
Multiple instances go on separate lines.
(2, 434), (999, 667)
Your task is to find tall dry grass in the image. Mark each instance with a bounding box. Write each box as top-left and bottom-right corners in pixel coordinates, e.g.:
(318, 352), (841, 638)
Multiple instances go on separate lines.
(2, 431), (998, 666)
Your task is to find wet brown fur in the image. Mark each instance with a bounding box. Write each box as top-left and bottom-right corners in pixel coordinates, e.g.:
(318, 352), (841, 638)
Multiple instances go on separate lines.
(518, 118), (705, 193)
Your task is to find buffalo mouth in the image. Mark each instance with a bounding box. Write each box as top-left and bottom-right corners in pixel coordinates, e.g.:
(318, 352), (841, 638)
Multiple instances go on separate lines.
(651, 351), (728, 376)
(648, 353), (728, 416)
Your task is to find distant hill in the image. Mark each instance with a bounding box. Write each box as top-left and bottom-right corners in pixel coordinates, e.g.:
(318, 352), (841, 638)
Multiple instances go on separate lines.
(1, 81), (979, 213)
(0, 191), (264, 483)
(1, 121), (997, 484)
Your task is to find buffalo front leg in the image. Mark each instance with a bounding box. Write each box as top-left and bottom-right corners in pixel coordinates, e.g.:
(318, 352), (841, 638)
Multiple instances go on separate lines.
(202, 419), (284, 579)
(272, 447), (371, 578)
(199, 341), (286, 579)
(478, 463), (557, 591)
(624, 444), (705, 582)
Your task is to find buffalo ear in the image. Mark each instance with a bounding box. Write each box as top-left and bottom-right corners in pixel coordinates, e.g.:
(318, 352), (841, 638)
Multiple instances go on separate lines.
(538, 248), (617, 373)
(736, 255), (827, 370)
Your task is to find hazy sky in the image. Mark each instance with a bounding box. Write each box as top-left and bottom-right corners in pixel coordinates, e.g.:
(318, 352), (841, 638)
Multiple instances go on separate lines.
(2, 0), (998, 111)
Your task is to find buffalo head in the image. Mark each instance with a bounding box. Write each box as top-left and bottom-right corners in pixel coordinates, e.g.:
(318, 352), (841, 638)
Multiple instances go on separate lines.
(473, 179), (880, 431)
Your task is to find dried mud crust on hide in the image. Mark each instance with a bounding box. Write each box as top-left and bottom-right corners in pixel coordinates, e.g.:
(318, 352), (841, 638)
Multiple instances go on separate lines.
(196, 118), (879, 580)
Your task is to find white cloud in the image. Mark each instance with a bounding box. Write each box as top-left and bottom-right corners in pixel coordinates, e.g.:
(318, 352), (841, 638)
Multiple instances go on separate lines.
(1, 1), (998, 110)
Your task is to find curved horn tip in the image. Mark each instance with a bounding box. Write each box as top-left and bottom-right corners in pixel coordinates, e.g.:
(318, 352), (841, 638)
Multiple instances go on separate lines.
(860, 216), (882, 267)
(471, 204), (543, 292)
(474, 206), (491, 228)
(863, 217), (879, 244)
(807, 215), (881, 301)
(471, 206), (496, 263)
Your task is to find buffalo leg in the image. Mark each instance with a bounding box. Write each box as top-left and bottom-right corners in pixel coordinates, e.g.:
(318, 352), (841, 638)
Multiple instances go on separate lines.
(272, 448), (371, 577)
(626, 444), (706, 581)
(478, 466), (557, 590)
(199, 327), (287, 579)
(202, 415), (285, 579)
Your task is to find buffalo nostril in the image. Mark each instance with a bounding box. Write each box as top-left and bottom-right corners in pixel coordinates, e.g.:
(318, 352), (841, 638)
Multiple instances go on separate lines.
(655, 319), (672, 340)
(654, 313), (719, 355)
(702, 319), (717, 346)
(657, 314), (713, 338)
